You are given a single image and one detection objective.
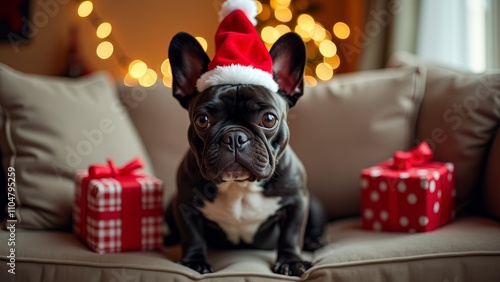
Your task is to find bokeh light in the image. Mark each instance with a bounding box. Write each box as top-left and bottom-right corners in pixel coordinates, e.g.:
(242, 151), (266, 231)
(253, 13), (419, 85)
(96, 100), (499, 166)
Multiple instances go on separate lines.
(128, 60), (148, 79)
(123, 73), (138, 87)
(78, 1), (93, 18)
(96, 22), (112, 39)
(257, 4), (271, 21)
(304, 75), (317, 87)
(275, 7), (292, 22)
(275, 24), (291, 36)
(333, 22), (350, 39)
(261, 26), (279, 44)
(138, 69), (157, 87)
(96, 41), (113, 59)
(195, 36), (208, 52)
(161, 59), (172, 77)
(316, 63), (334, 81)
(319, 40), (337, 57)
(297, 14), (315, 31)
(163, 76), (173, 88)
(324, 54), (341, 69)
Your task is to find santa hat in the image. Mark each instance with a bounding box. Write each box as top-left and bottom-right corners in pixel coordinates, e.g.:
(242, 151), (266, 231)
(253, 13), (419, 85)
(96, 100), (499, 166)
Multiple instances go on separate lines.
(196, 0), (279, 93)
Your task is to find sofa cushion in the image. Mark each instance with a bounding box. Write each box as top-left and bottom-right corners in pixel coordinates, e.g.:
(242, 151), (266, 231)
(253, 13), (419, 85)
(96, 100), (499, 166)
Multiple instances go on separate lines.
(1, 217), (499, 281)
(117, 83), (190, 202)
(387, 52), (500, 214)
(0, 64), (154, 229)
(288, 66), (426, 218)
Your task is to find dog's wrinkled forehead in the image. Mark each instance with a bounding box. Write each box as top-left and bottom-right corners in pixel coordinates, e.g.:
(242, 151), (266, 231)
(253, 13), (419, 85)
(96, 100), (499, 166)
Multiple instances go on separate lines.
(189, 84), (288, 116)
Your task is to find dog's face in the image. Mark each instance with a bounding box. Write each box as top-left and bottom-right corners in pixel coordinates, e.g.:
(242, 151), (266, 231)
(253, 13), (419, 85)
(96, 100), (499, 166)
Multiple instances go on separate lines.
(169, 32), (306, 183)
(186, 84), (289, 183)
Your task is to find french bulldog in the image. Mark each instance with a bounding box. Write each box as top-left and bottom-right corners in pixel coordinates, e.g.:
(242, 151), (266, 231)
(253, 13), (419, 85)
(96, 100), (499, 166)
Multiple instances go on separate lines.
(164, 31), (324, 277)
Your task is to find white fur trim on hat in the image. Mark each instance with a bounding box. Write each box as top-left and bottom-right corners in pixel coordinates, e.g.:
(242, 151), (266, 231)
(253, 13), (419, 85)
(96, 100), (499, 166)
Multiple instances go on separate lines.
(196, 64), (279, 93)
(219, 0), (258, 26)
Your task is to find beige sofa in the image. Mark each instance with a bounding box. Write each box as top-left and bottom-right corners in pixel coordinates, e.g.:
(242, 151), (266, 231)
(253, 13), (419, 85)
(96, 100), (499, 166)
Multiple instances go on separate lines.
(1, 53), (499, 281)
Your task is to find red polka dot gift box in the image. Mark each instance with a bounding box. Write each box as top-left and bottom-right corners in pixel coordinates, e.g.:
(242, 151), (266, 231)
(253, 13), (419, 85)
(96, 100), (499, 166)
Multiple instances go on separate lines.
(360, 142), (456, 232)
(73, 158), (164, 254)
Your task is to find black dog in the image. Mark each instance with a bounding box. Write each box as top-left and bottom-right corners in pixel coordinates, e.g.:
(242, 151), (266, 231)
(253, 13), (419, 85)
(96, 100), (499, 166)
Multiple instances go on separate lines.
(165, 31), (324, 276)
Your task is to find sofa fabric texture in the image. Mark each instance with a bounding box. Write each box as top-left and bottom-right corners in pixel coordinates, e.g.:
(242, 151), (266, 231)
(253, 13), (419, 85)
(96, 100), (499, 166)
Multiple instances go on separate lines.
(0, 59), (499, 281)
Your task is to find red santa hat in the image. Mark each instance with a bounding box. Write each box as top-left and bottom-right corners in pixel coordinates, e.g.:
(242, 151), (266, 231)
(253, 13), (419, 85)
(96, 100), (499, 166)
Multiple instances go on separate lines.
(196, 0), (279, 93)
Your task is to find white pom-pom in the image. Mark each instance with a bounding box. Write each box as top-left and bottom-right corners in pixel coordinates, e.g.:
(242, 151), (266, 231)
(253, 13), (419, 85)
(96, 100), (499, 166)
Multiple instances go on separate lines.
(219, 0), (258, 26)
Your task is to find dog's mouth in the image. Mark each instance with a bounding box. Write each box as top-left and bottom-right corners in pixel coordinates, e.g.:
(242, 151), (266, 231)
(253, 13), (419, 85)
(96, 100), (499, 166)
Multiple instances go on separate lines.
(218, 162), (256, 182)
(200, 128), (274, 183)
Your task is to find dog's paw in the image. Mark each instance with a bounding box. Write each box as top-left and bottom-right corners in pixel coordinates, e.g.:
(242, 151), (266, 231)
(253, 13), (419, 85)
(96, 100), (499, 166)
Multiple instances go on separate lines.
(303, 236), (326, 252)
(272, 260), (312, 276)
(178, 260), (213, 274)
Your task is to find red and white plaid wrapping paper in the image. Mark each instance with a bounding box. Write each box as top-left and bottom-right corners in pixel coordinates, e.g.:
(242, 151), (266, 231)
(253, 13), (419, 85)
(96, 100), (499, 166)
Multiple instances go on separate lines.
(73, 158), (164, 253)
(360, 142), (456, 232)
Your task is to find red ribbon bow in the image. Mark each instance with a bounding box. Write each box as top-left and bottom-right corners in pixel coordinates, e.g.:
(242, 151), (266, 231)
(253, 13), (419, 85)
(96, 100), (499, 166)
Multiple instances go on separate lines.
(392, 142), (433, 170)
(88, 157), (144, 178)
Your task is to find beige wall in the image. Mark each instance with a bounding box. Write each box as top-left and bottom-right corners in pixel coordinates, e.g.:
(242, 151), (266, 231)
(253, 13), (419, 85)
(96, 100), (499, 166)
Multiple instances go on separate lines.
(0, 0), (219, 78)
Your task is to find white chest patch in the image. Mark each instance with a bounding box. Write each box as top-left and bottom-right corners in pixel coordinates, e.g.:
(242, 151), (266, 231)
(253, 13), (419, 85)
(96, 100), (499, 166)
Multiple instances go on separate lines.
(199, 181), (281, 245)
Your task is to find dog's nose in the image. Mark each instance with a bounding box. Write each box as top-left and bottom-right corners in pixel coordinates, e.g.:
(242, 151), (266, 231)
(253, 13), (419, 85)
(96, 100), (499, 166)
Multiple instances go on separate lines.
(222, 131), (249, 150)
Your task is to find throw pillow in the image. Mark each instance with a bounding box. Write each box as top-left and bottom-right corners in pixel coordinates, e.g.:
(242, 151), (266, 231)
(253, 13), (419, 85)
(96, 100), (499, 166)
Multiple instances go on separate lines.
(0, 64), (154, 229)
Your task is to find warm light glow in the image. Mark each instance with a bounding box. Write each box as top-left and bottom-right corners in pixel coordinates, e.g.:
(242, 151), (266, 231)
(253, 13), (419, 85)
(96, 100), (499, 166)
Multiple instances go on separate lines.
(161, 59), (172, 77)
(324, 54), (341, 69)
(311, 23), (326, 42)
(319, 40), (337, 57)
(256, 1), (263, 14)
(163, 75), (173, 88)
(257, 4), (271, 21)
(275, 7), (292, 22)
(275, 24), (291, 36)
(96, 41), (113, 59)
(261, 26), (279, 44)
(123, 73), (138, 87)
(276, 0), (291, 6)
(316, 63), (334, 81)
(195, 36), (208, 52)
(333, 22), (350, 39)
(78, 1), (93, 18)
(297, 14), (315, 31)
(138, 69), (157, 87)
(270, 0), (287, 9)
(304, 75), (317, 87)
(96, 22), (112, 39)
(128, 60), (148, 78)
(294, 25), (311, 42)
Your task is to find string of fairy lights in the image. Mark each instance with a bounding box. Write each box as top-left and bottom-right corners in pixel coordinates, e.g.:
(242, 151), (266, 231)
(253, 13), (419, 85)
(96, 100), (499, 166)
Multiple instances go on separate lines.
(77, 0), (350, 87)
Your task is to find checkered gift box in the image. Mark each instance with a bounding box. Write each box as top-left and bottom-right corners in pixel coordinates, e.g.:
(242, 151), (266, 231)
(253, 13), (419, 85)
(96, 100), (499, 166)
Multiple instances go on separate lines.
(360, 142), (456, 232)
(73, 158), (164, 253)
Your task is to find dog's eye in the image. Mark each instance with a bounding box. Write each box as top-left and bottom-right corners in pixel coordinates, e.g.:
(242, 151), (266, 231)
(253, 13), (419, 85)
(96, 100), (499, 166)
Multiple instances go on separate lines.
(195, 115), (210, 129)
(260, 113), (277, 128)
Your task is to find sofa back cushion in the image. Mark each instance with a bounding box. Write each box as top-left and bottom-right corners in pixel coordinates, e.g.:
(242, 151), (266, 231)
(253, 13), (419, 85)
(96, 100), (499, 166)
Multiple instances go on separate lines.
(0, 64), (154, 229)
(288, 66), (425, 218)
(117, 83), (190, 203)
(388, 52), (500, 215)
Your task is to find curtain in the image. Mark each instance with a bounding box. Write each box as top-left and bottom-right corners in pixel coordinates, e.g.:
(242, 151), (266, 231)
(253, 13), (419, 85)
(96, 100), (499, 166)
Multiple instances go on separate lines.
(357, 0), (497, 72)
(357, 0), (420, 70)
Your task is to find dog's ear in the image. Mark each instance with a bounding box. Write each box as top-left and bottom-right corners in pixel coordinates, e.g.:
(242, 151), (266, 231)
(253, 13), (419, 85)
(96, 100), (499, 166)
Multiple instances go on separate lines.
(168, 32), (211, 109)
(270, 32), (306, 108)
